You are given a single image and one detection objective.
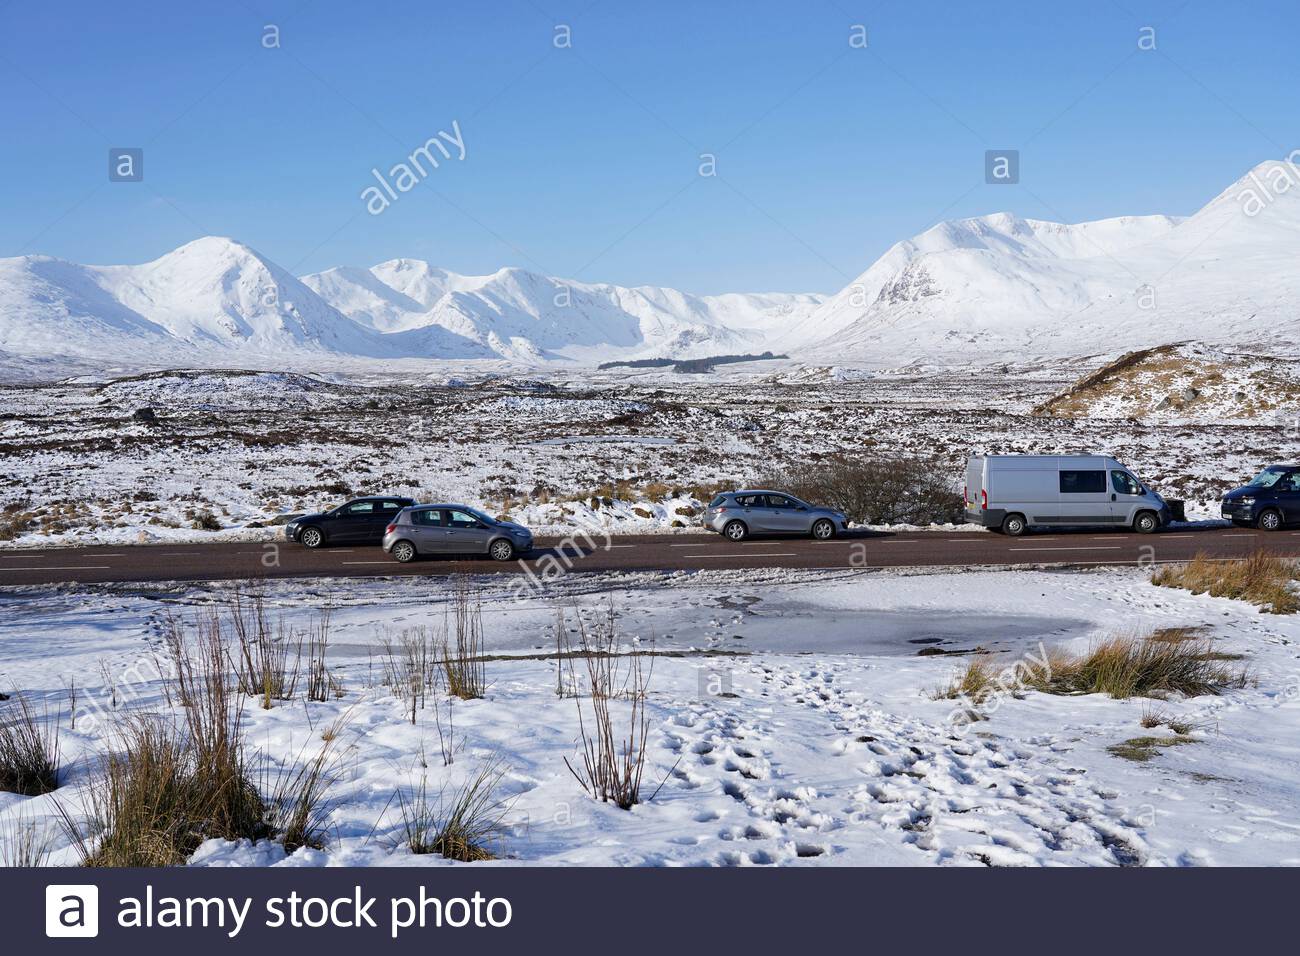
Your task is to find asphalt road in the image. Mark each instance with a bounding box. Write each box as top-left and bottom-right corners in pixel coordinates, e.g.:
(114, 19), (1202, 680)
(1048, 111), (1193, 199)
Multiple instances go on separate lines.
(1, 526), (1298, 587)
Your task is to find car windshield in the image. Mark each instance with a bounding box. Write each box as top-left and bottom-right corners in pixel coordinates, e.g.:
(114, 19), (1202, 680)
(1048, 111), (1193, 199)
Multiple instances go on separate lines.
(1248, 467), (1289, 488)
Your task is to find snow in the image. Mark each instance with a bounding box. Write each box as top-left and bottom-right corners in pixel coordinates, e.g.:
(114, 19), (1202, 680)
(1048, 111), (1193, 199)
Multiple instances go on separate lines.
(4, 564), (1300, 866)
(5, 161), (1298, 372)
(801, 161), (1300, 365)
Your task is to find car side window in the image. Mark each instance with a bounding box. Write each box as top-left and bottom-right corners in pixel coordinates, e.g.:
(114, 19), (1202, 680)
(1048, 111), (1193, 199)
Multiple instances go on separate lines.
(735, 495), (761, 508)
(379, 500), (404, 513)
(346, 501), (375, 515)
(447, 510), (480, 528)
(1279, 472), (1300, 492)
(767, 495), (793, 508)
(1111, 471), (1141, 496)
(411, 509), (442, 527)
(1060, 470), (1106, 494)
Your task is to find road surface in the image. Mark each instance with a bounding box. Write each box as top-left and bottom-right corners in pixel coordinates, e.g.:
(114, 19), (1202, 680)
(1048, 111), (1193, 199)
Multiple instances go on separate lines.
(1, 526), (1297, 587)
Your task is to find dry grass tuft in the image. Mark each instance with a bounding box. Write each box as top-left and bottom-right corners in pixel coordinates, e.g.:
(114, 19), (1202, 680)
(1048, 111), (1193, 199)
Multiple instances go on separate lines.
(1153, 552), (1300, 614)
(1, 809), (57, 867)
(0, 694), (60, 796)
(936, 631), (1249, 704)
(441, 578), (486, 700)
(397, 757), (509, 862)
(563, 602), (656, 810)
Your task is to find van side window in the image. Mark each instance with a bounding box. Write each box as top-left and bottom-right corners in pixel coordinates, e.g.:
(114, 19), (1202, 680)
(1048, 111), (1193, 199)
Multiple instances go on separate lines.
(1060, 470), (1106, 494)
(1111, 471), (1142, 496)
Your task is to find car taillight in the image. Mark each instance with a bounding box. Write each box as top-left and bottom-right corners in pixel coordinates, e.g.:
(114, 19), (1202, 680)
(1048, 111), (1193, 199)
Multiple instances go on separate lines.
(716, 506), (728, 513)
(963, 484), (967, 504)
(981, 490), (987, 511)
(385, 523), (397, 534)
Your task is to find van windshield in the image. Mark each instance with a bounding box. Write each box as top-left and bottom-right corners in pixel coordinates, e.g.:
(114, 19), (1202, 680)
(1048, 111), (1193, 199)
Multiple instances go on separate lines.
(1248, 467), (1288, 488)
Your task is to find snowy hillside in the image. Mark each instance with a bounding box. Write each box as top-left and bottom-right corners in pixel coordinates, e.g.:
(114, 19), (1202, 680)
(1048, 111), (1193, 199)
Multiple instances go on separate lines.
(2, 162), (1298, 371)
(801, 161), (1300, 364)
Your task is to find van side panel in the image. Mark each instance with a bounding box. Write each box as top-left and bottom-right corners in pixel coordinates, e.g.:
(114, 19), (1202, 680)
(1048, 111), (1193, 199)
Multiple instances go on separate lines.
(987, 458), (1059, 525)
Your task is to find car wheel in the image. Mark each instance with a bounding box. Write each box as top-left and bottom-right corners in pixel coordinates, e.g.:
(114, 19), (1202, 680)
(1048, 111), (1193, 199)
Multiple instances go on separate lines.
(811, 518), (836, 540)
(1133, 511), (1159, 534)
(489, 539), (516, 561)
(723, 520), (748, 542)
(1258, 508), (1283, 531)
(299, 526), (324, 548)
(1001, 513), (1027, 537)
(390, 540), (416, 563)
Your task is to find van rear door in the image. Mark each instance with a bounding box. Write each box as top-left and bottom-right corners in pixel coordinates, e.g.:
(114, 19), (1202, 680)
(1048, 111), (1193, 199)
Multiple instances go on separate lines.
(964, 457), (984, 512)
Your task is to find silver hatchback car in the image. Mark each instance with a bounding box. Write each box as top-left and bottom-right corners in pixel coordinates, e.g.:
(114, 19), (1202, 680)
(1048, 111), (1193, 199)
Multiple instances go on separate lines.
(382, 504), (534, 562)
(702, 490), (847, 541)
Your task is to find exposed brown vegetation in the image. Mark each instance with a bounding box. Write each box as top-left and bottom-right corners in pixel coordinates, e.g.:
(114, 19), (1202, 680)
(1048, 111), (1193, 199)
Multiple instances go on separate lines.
(761, 454), (964, 525)
(936, 630), (1250, 704)
(0, 694), (60, 796)
(564, 603), (655, 809)
(1152, 552), (1299, 614)
(397, 758), (509, 862)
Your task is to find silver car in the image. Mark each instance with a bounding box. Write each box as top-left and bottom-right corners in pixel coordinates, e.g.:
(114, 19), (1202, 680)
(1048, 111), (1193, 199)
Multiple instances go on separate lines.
(382, 504), (534, 562)
(701, 490), (847, 541)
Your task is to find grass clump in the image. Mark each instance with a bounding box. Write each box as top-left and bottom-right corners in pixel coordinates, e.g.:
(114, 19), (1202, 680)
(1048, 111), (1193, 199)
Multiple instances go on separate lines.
(936, 631), (1249, 706)
(0, 694), (60, 796)
(397, 758), (510, 862)
(1153, 552), (1300, 614)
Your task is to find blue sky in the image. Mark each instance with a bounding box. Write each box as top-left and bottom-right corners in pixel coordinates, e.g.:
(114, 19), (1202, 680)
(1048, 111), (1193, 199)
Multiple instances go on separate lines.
(1, 0), (1296, 293)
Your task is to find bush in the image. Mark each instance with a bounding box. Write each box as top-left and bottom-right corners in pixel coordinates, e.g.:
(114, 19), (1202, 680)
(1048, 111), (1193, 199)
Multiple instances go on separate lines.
(0, 694), (59, 796)
(1153, 552), (1299, 614)
(760, 454), (964, 525)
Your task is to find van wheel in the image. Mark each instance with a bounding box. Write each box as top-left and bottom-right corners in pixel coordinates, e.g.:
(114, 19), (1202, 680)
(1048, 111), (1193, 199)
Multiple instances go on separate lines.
(489, 539), (516, 561)
(723, 520), (748, 542)
(1133, 511), (1159, 534)
(390, 540), (417, 563)
(811, 519), (836, 540)
(1001, 514), (1027, 537)
(299, 526), (324, 548)
(1258, 508), (1283, 531)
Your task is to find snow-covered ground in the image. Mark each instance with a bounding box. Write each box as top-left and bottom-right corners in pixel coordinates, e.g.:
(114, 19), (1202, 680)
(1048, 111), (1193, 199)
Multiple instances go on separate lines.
(3, 361), (1291, 550)
(4, 564), (1299, 867)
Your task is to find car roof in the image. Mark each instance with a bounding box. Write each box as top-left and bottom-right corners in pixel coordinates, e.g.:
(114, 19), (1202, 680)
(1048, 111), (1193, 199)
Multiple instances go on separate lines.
(353, 495), (414, 502)
(730, 489), (791, 496)
(405, 502), (475, 510)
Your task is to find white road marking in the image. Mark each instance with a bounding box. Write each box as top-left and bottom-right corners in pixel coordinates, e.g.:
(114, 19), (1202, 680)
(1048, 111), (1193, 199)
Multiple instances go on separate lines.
(695, 552), (799, 558)
(0, 565), (113, 571)
(1008, 546), (1124, 552)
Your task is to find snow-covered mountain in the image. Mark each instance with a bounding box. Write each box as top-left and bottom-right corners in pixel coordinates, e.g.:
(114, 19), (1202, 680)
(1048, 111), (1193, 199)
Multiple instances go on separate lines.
(0, 237), (397, 363)
(2, 161), (1298, 372)
(0, 240), (823, 367)
(795, 161), (1300, 363)
(302, 260), (824, 362)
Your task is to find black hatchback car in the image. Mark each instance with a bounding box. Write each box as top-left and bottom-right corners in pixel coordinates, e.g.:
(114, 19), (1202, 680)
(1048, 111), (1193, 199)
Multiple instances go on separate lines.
(285, 496), (416, 547)
(1221, 465), (1300, 530)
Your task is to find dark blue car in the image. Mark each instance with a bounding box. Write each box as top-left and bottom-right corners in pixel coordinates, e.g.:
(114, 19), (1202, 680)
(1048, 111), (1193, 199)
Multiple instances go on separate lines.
(1221, 465), (1300, 530)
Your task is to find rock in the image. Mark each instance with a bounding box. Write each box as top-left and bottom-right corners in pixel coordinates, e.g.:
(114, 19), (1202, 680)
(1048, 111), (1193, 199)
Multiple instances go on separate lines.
(132, 407), (157, 423)
(1179, 386), (1200, 403)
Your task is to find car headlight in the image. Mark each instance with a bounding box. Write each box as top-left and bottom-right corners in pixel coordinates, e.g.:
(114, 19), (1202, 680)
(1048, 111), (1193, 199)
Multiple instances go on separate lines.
(1238, 496), (1255, 505)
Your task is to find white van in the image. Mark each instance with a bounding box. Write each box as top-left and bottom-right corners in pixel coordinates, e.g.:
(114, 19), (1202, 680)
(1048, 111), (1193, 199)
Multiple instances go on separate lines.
(964, 455), (1171, 536)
